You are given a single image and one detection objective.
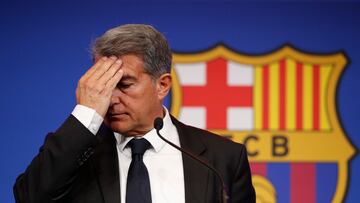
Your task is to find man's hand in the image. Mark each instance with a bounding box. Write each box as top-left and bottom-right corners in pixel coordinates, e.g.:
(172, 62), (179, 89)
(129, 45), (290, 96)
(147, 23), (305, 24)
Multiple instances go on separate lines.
(76, 56), (124, 118)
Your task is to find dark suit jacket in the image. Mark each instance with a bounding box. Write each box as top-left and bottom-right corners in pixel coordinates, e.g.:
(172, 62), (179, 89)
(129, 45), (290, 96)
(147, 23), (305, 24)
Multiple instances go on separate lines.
(14, 115), (255, 203)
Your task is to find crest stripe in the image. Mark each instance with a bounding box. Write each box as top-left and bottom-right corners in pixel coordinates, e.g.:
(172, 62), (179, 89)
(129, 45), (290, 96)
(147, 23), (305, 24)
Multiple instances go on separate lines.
(268, 163), (290, 203)
(316, 163), (337, 202)
(320, 65), (331, 130)
(313, 65), (320, 130)
(303, 63), (314, 130)
(250, 163), (267, 177)
(269, 62), (280, 129)
(254, 66), (263, 130)
(280, 59), (286, 130)
(262, 64), (269, 129)
(286, 58), (296, 130)
(291, 163), (316, 203)
(296, 62), (303, 130)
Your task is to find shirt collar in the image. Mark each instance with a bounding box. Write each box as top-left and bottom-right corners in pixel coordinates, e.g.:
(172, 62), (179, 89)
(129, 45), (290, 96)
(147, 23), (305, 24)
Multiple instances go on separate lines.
(114, 106), (174, 153)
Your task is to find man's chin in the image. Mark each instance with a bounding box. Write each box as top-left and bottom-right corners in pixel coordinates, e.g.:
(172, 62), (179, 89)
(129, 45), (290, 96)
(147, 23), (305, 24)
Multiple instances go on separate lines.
(105, 115), (129, 130)
(109, 120), (140, 137)
(109, 122), (130, 134)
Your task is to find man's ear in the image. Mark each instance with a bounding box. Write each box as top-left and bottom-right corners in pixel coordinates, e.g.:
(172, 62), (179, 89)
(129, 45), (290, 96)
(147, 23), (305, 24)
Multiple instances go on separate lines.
(157, 73), (172, 100)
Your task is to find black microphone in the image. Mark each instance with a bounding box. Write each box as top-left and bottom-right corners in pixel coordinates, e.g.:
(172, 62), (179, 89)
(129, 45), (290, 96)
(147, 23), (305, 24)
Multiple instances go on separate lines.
(154, 117), (229, 203)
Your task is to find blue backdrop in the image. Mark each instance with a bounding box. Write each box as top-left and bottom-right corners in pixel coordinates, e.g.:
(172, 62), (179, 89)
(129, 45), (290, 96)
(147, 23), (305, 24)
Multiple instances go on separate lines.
(1, 1), (359, 202)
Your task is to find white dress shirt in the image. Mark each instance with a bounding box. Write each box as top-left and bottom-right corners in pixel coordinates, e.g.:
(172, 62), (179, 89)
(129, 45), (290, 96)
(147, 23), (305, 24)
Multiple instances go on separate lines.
(72, 105), (185, 203)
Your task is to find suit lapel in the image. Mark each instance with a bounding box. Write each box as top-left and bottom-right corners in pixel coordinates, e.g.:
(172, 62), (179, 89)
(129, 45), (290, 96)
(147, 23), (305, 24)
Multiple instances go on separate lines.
(91, 125), (120, 203)
(172, 116), (210, 203)
(90, 117), (211, 203)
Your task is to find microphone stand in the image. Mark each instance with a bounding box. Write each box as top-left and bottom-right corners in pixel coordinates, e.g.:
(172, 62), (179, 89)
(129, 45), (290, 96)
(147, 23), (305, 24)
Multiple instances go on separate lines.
(154, 118), (229, 203)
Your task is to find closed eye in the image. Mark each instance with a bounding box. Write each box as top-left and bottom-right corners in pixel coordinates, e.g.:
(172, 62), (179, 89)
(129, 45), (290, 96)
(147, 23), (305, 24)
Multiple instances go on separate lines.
(116, 74), (137, 90)
(116, 82), (132, 89)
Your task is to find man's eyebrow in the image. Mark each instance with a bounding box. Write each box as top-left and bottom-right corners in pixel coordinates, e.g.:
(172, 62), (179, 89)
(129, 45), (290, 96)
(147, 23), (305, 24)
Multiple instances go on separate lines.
(120, 74), (137, 82)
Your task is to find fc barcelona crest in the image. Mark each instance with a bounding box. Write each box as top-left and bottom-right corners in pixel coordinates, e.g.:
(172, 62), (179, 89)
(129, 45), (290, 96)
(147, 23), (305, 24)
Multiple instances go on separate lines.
(169, 44), (356, 203)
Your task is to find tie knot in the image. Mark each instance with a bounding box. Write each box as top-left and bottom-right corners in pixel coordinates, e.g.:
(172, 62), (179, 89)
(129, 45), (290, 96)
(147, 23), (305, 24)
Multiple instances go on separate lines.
(128, 138), (151, 157)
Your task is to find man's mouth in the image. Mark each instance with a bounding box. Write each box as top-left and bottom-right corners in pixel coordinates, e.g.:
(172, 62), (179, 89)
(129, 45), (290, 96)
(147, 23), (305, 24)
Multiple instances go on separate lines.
(107, 113), (129, 120)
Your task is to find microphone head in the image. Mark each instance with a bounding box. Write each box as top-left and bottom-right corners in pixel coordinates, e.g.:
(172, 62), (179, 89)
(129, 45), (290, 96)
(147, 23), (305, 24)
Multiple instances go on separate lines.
(154, 117), (164, 130)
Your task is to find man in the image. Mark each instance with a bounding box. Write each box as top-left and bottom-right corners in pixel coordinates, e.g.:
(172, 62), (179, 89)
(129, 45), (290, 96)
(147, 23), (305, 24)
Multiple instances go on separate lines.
(14, 24), (255, 203)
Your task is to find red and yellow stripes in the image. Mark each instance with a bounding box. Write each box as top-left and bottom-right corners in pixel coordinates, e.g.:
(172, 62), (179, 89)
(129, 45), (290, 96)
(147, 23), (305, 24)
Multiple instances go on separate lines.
(253, 58), (331, 131)
(253, 58), (333, 202)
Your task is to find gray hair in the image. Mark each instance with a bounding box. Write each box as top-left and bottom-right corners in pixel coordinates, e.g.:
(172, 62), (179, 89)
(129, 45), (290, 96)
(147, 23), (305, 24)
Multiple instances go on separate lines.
(91, 24), (172, 80)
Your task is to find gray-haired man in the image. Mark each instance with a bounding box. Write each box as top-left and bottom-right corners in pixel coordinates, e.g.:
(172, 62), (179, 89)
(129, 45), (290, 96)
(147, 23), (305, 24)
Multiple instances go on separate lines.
(14, 24), (255, 203)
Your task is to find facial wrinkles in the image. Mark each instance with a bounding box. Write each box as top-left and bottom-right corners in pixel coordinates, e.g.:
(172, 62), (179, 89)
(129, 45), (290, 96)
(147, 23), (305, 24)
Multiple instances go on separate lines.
(109, 76), (143, 118)
(104, 54), (162, 136)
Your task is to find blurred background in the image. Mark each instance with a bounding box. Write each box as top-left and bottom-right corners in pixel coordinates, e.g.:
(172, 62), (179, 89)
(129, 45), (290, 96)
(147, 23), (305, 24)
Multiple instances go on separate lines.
(0, 0), (359, 202)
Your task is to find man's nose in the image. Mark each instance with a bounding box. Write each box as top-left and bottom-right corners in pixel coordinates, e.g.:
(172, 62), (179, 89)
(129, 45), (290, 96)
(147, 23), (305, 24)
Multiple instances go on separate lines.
(110, 89), (122, 106)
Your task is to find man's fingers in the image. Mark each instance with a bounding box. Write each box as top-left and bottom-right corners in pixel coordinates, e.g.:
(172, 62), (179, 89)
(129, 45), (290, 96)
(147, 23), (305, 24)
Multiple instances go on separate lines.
(76, 56), (123, 117)
(89, 56), (118, 81)
(82, 56), (107, 80)
(97, 59), (123, 86)
(104, 69), (124, 92)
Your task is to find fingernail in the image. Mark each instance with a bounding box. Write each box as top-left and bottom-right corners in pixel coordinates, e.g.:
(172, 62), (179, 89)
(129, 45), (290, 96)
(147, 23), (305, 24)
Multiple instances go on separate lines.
(101, 56), (107, 61)
(115, 59), (122, 64)
(110, 56), (117, 60)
